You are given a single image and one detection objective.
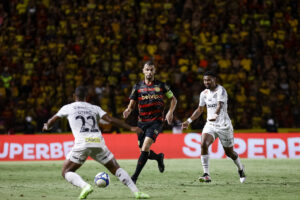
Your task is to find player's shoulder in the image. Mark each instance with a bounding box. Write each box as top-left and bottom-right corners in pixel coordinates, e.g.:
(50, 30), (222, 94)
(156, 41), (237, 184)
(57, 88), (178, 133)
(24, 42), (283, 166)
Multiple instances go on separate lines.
(201, 89), (209, 95)
(154, 80), (170, 90)
(135, 81), (144, 88)
(60, 102), (74, 109)
(154, 79), (168, 86)
(217, 84), (225, 90)
(217, 85), (227, 93)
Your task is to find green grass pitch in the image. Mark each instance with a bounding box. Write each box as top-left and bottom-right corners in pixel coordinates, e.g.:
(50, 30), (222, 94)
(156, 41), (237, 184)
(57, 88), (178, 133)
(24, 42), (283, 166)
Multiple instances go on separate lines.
(0, 159), (299, 200)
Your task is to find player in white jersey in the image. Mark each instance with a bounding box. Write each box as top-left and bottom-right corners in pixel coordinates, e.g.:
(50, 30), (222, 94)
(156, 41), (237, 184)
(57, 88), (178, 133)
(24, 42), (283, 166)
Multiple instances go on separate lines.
(42, 86), (150, 199)
(182, 71), (246, 183)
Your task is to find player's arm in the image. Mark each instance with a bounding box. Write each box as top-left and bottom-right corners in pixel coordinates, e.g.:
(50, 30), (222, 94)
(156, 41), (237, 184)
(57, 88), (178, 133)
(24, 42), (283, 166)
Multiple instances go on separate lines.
(208, 101), (224, 121)
(165, 95), (177, 125)
(101, 113), (142, 134)
(123, 99), (136, 119)
(182, 106), (205, 129)
(43, 115), (60, 131)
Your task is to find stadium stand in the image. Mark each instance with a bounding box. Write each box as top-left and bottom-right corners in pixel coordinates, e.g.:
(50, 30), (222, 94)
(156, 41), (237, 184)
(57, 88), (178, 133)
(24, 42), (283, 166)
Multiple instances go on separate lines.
(0, 0), (299, 133)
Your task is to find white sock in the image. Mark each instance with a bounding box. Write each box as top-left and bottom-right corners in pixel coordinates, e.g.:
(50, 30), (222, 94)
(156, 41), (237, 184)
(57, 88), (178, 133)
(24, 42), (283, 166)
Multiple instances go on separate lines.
(233, 157), (243, 170)
(65, 172), (88, 188)
(201, 155), (209, 174)
(115, 168), (139, 193)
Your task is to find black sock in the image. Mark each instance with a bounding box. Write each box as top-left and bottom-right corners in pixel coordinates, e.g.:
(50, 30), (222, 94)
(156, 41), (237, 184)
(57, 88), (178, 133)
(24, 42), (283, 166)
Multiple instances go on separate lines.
(132, 151), (149, 180)
(148, 150), (160, 160)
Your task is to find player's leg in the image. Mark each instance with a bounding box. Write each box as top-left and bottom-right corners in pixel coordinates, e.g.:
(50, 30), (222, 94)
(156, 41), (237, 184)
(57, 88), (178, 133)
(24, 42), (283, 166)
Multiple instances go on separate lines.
(223, 146), (246, 183)
(63, 149), (93, 199)
(103, 158), (150, 199)
(199, 133), (214, 182)
(131, 136), (154, 183)
(147, 123), (164, 172)
(219, 125), (246, 183)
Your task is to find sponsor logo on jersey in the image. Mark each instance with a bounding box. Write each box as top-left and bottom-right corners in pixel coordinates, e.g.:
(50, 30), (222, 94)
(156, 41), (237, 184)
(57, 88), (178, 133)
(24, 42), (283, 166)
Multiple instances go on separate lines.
(141, 94), (161, 100)
(207, 103), (217, 108)
(85, 137), (101, 143)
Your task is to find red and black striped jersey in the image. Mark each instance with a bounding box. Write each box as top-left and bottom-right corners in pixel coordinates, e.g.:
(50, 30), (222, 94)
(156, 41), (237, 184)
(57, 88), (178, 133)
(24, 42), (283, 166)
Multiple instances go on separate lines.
(129, 80), (174, 123)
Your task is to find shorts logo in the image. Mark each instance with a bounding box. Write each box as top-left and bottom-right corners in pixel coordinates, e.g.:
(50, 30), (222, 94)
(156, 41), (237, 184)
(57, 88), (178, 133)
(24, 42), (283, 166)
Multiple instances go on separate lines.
(154, 129), (159, 135)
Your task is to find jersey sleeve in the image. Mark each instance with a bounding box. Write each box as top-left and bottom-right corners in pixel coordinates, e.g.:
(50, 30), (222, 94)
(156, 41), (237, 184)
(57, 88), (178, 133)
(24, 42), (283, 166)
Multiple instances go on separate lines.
(56, 105), (69, 117)
(96, 106), (107, 118)
(129, 84), (138, 100)
(162, 83), (174, 99)
(199, 92), (206, 106)
(217, 87), (227, 102)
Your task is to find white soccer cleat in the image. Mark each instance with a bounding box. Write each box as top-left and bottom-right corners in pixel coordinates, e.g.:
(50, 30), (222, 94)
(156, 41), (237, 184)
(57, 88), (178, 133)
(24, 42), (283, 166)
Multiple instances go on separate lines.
(198, 173), (211, 183)
(238, 166), (246, 183)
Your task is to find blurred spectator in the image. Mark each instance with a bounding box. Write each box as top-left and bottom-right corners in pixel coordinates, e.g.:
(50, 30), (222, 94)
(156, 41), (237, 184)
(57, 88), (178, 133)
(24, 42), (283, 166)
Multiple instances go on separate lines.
(265, 116), (278, 133)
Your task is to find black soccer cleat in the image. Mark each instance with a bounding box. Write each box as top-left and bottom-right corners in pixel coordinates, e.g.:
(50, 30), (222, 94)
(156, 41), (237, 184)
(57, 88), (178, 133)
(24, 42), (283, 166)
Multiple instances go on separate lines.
(198, 173), (211, 183)
(158, 153), (165, 173)
(131, 176), (137, 184)
(238, 166), (246, 183)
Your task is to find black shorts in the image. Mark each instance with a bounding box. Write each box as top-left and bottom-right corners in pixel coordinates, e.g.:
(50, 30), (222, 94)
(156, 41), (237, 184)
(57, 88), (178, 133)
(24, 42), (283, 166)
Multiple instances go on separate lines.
(137, 121), (163, 148)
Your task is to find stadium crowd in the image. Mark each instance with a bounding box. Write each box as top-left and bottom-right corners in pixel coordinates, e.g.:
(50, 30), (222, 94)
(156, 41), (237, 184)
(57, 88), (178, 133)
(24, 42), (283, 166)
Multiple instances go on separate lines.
(0, 0), (299, 134)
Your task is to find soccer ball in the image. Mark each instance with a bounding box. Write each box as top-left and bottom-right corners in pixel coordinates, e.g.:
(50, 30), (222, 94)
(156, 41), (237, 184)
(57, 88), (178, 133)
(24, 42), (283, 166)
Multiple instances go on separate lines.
(94, 172), (110, 188)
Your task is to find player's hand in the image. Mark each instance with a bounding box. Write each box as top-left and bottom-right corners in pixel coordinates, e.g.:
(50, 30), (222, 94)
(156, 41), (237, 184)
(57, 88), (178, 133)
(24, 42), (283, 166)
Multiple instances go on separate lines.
(123, 108), (132, 119)
(181, 121), (190, 129)
(165, 111), (173, 125)
(130, 126), (143, 134)
(208, 114), (219, 121)
(42, 123), (49, 132)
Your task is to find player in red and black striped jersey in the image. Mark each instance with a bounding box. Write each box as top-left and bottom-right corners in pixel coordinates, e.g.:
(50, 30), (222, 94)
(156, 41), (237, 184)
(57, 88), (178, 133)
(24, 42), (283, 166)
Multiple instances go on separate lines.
(123, 61), (177, 184)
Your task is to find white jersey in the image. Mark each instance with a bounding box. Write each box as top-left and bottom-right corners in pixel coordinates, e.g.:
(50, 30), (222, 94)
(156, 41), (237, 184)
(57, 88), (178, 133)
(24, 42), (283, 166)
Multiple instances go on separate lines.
(56, 101), (107, 150)
(199, 85), (232, 128)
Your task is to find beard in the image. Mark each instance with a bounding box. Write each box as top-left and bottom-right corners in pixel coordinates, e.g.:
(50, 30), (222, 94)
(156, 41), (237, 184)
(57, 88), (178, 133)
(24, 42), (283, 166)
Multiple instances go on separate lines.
(146, 75), (153, 80)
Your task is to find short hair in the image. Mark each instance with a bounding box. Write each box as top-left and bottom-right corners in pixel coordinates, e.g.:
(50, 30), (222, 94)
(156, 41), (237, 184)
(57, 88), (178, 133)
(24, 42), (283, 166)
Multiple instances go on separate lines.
(204, 70), (217, 77)
(144, 60), (155, 67)
(75, 86), (87, 100)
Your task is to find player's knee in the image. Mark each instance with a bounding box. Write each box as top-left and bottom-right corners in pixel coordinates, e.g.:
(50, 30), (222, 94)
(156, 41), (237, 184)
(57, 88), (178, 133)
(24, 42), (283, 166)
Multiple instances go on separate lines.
(62, 170), (67, 178)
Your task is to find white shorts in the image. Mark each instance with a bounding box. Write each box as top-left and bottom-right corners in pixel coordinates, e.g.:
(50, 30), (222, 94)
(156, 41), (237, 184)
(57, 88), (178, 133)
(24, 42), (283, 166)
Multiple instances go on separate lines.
(202, 122), (234, 147)
(66, 145), (114, 165)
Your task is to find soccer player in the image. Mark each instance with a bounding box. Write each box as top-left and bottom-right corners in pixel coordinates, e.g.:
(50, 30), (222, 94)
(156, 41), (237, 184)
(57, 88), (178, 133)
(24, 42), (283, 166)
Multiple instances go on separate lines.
(42, 86), (150, 199)
(123, 61), (177, 184)
(182, 71), (246, 183)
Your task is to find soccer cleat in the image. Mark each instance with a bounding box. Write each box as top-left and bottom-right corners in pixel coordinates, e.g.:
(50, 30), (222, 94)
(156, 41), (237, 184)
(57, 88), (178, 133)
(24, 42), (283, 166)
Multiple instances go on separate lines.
(198, 173), (211, 183)
(79, 184), (93, 199)
(131, 176), (137, 184)
(238, 166), (246, 183)
(134, 191), (150, 199)
(158, 153), (165, 173)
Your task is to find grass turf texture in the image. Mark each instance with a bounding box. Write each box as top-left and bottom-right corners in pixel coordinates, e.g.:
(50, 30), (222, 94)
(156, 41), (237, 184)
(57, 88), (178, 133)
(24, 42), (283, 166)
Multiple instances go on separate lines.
(0, 159), (299, 200)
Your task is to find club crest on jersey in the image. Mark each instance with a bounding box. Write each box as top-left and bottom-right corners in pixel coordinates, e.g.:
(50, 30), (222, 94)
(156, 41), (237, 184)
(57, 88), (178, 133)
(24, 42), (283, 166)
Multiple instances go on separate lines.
(155, 87), (160, 92)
